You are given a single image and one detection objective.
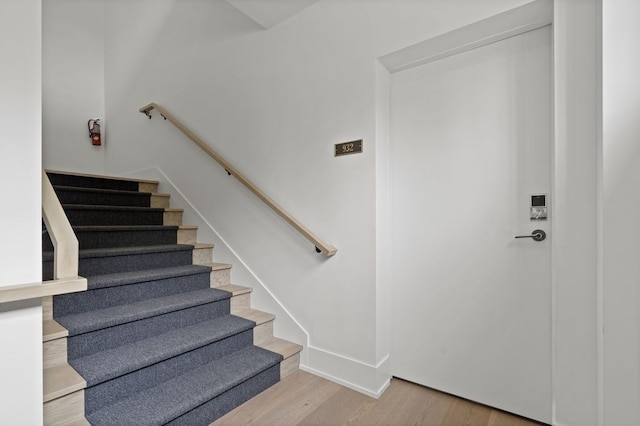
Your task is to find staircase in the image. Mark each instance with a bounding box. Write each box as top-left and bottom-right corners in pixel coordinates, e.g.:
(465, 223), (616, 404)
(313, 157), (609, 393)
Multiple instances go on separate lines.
(42, 170), (302, 425)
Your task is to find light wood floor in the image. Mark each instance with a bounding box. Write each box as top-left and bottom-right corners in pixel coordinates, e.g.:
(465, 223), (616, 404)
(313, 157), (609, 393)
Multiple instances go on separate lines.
(211, 370), (547, 426)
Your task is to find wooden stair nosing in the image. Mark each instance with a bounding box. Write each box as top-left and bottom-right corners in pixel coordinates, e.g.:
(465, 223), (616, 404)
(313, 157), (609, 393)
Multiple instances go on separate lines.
(43, 319), (68, 342)
(209, 267), (231, 289)
(210, 262), (232, 271)
(188, 261), (230, 270)
(44, 389), (88, 426)
(217, 284), (252, 297)
(151, 194), (171, 209)
(258, 337), (303, 361)
(193, 243), (214, 250)
(44, 363), (86, 403)
(234, 308), (275, 326)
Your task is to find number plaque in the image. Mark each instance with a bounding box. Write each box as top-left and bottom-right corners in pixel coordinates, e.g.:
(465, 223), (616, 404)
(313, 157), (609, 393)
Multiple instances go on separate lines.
(335, 139), (363, 157)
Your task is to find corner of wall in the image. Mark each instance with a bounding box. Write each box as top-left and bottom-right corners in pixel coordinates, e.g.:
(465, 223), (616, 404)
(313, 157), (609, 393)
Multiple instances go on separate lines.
(552, 0), (601, 424)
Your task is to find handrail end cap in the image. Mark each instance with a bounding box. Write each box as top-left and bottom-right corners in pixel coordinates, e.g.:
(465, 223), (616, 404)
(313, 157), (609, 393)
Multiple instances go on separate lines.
(139, 103), (156, 114)
(325, 246), (337, 257)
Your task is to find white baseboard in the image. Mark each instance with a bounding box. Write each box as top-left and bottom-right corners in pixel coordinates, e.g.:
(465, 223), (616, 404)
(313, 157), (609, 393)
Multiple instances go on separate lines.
(301, 346), (391, 399)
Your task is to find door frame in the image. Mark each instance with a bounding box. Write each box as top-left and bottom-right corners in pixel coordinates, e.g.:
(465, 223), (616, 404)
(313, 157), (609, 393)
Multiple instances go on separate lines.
(375, 0), (602, 424)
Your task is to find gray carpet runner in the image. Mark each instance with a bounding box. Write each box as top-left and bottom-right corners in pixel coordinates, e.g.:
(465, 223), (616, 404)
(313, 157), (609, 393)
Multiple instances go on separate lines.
(44, 171), (282, 425)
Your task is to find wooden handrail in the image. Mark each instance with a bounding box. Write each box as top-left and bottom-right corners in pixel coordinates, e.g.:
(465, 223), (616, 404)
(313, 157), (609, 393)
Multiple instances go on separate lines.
(42, 170), (80, 278)
(140, 102), (337, 257)
(0, 171), (86, 304)
(0, 277), (87, 304)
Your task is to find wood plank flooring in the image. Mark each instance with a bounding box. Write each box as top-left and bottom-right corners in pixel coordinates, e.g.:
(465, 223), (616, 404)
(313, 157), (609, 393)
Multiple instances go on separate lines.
(211, 370), (547, 426)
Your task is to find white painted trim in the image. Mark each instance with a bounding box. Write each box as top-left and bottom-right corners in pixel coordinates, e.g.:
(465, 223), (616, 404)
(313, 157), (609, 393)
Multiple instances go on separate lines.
(550, 21), (559, 426)
(374, 59), (393, 372)
(379, 0), (553, 73)
(595, 1), (604, 424)
(301, 346), (391, 398)
(299, 364), (391, 400)
(552, 0), (601, 423)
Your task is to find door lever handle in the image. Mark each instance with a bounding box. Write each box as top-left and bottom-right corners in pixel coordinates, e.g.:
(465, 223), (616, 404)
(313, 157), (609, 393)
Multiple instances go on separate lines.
(515, 229), (546, 242)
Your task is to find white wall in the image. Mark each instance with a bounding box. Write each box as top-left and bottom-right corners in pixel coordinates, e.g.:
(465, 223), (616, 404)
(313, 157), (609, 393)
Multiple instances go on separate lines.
(99, 0), (536, 395)
(40, 1), (616, 419)
(552, 0), (601, 424)
(0, 0), (43, 424)
(42, 0), (106, 174)
(603, 0), (640, 424)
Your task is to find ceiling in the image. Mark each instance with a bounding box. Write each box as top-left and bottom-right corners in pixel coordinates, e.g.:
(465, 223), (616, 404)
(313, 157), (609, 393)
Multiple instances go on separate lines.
(225, 0), (319, 29)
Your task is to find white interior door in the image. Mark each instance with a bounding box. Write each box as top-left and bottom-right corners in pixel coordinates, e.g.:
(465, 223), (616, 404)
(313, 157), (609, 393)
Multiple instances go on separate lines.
(390, 26), (552, 423)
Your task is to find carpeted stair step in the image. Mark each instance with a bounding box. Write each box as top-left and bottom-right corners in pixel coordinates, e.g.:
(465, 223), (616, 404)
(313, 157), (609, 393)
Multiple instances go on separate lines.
(53, 185), (152, 207)
(47, 171), (142, 192)
(71, 314), (255, 387)
(82, 316), (259, 416)
(43, 225), (179, 251)
(62, 204), (165, 226)
(60, 288), (232, 359)
(86, 345), (282, 426)
(43, 244), (194, 280)
(84, 333), (257, 418)
(54, 265), (213, 317)
(42, 170), (290, 424)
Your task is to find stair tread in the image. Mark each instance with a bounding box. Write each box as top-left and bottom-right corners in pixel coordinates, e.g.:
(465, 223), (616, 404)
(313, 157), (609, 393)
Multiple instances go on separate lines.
(44, 244), (194, 261)
(179, 225), (198, 230)
(86, 345), (282, 426)
(258, 337), (303, 360)
(46, 169), (158, 185)
(43, 225), (179, 241)
(43, 319), (68, 342)
(199, 262), (232, 271)
(86, 264), (212, 290)
(79, 244), (193, 258)
(71, 315), (256, 387)
(44, 362), (86, 402)
(217, 284), (252, 296)
(71, 225), (179, 232)
(57, 287), (231, 336)
(62, 204), (164, 212)
(193, 242), (214, 249)
(234, 308), (275, 325)
(53, 185), (151, 196)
